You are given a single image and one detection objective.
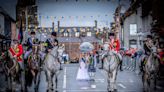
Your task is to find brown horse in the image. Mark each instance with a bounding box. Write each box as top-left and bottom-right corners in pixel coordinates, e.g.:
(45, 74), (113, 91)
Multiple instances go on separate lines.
(3, 50), (24, 92)
(25, 45), (41, 92)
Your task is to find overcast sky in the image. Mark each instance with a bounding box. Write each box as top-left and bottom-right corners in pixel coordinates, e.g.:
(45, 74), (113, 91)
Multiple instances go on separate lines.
(0, 0), (130, 28)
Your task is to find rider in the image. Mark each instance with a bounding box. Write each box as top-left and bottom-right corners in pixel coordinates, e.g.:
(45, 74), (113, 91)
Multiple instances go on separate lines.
(24, 31), (39, 62)
(143, 35), (153, 56)
(45, 32), (63, 70)
(108, 32), (123, 71)
(141, 35), (154, 68)
(45, 32), (58, 53)
(9, 39), (24, 70)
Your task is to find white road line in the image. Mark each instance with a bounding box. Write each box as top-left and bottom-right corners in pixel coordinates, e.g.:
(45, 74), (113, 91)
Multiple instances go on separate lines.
(91, 85), (96, 88)
(118, 83), (126, 89)
(63, 67), (67, 89)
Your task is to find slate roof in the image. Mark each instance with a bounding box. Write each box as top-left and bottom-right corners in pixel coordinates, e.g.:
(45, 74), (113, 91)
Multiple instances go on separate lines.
(58, 36), (99, 43)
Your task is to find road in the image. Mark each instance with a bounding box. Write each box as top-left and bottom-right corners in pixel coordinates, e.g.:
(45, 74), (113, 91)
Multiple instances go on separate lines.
(0, 64), (164, 92)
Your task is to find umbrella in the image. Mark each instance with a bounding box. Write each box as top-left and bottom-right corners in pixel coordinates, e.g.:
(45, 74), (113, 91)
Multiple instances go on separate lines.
(79, 42), (94, 52)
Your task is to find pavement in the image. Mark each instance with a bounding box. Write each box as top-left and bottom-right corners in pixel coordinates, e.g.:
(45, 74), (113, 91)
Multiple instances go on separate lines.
(0, 63), (164, 92)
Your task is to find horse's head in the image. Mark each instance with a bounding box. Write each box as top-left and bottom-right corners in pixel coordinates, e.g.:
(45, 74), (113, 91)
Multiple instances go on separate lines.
(3, 51), (18, 75)
(32, 45), (40, 54)
(58, 46), (65, 57)
(50, 46), (58, 58)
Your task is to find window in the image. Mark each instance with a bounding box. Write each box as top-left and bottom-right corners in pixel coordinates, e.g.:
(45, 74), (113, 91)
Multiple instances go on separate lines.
(75, 32), (79, 37)
(64, 32), (68, 37)
(130, 24), (137, 35)
(87, 32), (91, 36)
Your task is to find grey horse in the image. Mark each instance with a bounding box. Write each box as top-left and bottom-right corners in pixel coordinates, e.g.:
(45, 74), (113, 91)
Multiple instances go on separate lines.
(100, 43), (121, 92)
(44, 46), (61, 92)
(142, 48), (160, 92)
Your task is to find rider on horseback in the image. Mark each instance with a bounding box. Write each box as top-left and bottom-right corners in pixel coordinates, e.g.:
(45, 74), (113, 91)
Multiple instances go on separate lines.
(9, 39), (24, 70)
(142, 35), (154, 64)
(45, 32), (58, 53)
(45, 32), (63, 70)
(108, 32), (123, 71)
(24, 31), (39, 63)
(144, 35), (153, 56)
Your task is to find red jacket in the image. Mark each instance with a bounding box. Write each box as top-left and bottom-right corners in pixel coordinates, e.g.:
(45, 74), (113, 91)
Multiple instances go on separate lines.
(109, 39), (120, 53)
(113, 39), (120, 53)
(9, 44), (23, 62)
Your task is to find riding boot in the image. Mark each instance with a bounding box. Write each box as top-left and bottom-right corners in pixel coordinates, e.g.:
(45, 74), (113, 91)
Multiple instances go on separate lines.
(120, 60), (123, 71)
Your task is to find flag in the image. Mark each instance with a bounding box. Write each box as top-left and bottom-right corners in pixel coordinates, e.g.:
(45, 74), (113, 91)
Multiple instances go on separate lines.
(18, 19), (23, 43)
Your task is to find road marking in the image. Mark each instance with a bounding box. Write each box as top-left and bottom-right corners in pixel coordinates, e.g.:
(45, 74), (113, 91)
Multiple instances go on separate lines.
(91, 85), (96, 88)
(63, 67), (67, 89)
(118, 83), (126, 89)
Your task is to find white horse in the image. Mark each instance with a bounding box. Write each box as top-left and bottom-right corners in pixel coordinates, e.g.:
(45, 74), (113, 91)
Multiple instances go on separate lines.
(44, 46), (60, 92)
(101, 43), (120, 92)
(57, 46), (65, 69)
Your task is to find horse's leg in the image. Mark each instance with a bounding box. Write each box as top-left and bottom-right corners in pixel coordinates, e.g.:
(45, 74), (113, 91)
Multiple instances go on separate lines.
(142, 73), (145, 92)
(110, 71), (115, 92)
(50, 73), (54, 90)
(54, 74), (58, 92)
(47, 71), (51, 91)
(154, 75), (157, 90)
(36, 69), (41, 91)
(7, 75), (11, 91)
(147, 76), (150, 92)
(107, 72), (110, 92)
(113, 69), (118, 91)
(52, 74), (57, 92)
(20, 70), (25, 92)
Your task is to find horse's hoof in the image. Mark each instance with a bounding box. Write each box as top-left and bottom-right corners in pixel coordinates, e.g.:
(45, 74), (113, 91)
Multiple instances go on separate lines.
(6, 88), (11, 92)
(114, 89), (117, 92)
(46, 89), (49, 92)
(21, 89), (25, 92)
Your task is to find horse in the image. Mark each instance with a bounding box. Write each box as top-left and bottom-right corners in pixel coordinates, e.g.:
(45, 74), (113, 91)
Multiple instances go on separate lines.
(25, 45), (41, 91)
(100, 43), (121, 92)
(57, 45), (65, 70)
(142, 48), (160, 92)
(44, 46), (60, 92)
(3, 50), (24, 92)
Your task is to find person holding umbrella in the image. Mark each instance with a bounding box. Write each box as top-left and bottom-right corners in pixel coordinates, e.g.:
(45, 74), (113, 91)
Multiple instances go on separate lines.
(79, 42), (95, 81)
(76, 53), (90, 81)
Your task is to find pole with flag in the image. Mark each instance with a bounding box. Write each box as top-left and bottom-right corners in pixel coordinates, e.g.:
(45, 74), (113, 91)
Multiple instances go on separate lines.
(18, 19), (23, 43)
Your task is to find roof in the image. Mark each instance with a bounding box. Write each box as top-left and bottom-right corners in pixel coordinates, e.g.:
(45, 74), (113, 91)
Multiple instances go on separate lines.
(58, 37), (81, 43)
(58, 36), (99, 43)
(81, 36), (99, 43)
